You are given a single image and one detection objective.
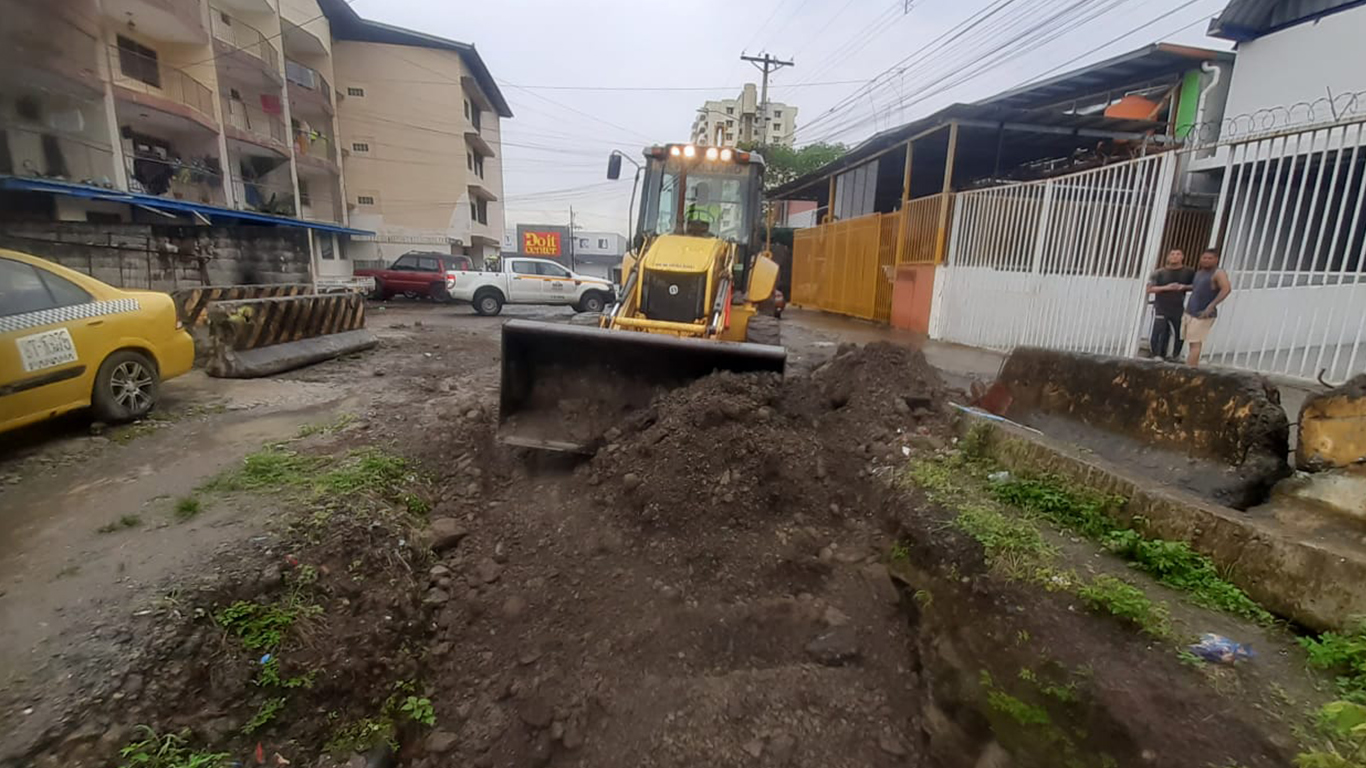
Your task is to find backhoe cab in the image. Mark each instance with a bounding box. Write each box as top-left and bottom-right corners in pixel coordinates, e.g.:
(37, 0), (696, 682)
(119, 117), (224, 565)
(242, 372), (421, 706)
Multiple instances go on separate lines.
(605, 143), (780, 343)
(498, 143), (785, 453)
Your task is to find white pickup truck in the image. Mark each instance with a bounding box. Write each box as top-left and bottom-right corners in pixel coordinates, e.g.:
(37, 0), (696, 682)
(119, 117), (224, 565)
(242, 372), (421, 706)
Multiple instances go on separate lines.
(445, 257), (616, 316)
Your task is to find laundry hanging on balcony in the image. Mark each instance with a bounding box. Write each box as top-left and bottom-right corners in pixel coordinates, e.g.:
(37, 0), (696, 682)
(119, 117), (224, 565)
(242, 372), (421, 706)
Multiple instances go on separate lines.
(259, 94), (283, 115)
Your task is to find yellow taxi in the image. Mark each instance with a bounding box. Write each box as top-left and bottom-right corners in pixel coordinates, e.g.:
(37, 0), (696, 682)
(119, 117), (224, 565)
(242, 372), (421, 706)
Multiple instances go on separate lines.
(1, 249), (194, 435)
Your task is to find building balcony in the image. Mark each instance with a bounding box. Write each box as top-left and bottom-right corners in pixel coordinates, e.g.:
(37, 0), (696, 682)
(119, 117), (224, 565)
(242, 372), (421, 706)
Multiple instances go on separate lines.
(464, 129), (495, 158)
(0, 5), (104, 99)
(1, 122), (117, 186)
(109, 44), (218, 130)
(468, 180), (499, 203)
(293, 129), (338, 173)
(298, 178), (341, 223)
(222, 97), (289, 154)
(231, 174), (296, 216)
(125, 153), (226, 206)
(103, 0), (208, 45)
(285, 59), (333, 116)
(210, 11), (281, 82)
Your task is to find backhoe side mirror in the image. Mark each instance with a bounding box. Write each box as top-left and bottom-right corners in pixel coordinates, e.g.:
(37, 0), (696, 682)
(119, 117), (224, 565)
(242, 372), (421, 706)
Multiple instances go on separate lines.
(607, 153), (622, 180)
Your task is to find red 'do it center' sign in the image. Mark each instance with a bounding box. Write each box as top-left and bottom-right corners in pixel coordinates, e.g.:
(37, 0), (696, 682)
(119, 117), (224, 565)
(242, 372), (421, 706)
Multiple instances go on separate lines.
(522, 231), (561, 256)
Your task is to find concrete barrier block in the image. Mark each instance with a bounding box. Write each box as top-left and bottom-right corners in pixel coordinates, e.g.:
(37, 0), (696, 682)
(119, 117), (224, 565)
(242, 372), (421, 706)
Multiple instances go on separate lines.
(1298, 374), (1366, 471)
(996, 347), (1290, 508)
(207, 328), (377, 378)
(204, 293), (369, 376)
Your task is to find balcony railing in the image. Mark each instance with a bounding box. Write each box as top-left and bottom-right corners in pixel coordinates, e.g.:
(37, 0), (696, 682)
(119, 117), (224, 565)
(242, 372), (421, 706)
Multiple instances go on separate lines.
(109, 45), (216, 124)
(285, 59), (331, 106)
(222, 97), (287, 146)
(299, 183), (341, 222)
(232, 175), (296, 216)
(210, 12), (280, 73)
(124, 154), (226, 205)
(1, 123), (117, 184)
(293, 128), (334, 162)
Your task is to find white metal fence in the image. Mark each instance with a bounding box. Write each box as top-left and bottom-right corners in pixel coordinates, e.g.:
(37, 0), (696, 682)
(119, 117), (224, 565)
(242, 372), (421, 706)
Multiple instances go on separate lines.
(1202, 118), (1366, 382)
(931, 152), (1177, 356)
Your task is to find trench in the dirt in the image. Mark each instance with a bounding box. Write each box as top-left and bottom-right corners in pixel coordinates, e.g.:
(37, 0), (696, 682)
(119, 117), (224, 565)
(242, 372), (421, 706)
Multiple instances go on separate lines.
(15, 343), (1311, 768)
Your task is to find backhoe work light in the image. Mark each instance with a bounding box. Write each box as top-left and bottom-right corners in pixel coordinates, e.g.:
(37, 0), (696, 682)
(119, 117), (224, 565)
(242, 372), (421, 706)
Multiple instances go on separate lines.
(720, 148), (733, 161)
(682, 144), (696, 158)
(704, 147), (719, 161)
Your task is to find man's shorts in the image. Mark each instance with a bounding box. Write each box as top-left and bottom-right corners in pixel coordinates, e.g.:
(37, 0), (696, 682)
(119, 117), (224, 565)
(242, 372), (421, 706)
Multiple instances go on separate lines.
(1182, 313), (1217, 343)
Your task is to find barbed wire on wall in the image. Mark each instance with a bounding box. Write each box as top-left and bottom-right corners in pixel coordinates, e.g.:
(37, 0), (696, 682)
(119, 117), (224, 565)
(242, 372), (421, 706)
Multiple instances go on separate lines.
(1182, 90), (1366, 148)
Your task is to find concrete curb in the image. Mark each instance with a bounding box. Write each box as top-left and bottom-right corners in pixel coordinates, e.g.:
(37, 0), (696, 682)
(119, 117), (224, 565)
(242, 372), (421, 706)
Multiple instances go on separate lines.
(206, 329), (378, 378)
(965, 412), (1366, 632)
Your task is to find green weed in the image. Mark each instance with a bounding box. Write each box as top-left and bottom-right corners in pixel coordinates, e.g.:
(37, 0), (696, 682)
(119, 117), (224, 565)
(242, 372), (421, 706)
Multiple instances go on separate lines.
(1295, 700), (1366, 767)
(981, 671), (1051, 726)
(402, 493), (431, 517)
(399, 695), (436, 727)
(1177, 649), (1208, 669)
(960, 422), (993, 460)
(118, 727), (228, 768)
(173, 497), (202, 520)
(296, 413), (355, 438)
(324, 717), (396, 756)
(241, 696), (287, 735)
(255, 657), (317, 689)
(98, 514), (143, 533)
(954, 504), (1054, 573)
(1077, 575), (1171, 637)
(1103, 530), (1272, 623)
(1301, 622), (1366, 703)
(215, 593), (321, 652)
(205, 446), (321, 492)
(990, 476), (1121, 539)
(316, 450), (411, 497)
(890, 542), (911, 562)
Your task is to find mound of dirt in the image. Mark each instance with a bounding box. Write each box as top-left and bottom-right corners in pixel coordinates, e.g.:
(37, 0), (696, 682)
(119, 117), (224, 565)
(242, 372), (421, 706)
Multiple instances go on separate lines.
(589, 342), (951, 534)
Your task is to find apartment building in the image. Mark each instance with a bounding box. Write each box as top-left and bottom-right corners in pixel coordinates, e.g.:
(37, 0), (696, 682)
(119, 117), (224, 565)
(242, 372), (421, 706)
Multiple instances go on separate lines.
(689, 83), (797, 148)
(322, 0), (511, 264)
(0, 0), (508, 278)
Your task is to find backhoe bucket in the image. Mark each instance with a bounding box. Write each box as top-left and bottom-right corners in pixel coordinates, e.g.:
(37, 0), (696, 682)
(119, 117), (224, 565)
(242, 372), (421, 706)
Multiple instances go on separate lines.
(499, 319), (786, 453)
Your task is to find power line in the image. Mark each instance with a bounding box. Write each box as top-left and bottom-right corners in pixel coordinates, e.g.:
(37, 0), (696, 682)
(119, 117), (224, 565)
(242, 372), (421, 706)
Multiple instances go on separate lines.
(489, 79), (865, 92)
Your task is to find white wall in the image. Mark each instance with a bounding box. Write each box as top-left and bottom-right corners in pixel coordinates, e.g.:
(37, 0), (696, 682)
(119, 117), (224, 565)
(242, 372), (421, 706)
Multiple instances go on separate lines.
(1222, 6), (1366, 127)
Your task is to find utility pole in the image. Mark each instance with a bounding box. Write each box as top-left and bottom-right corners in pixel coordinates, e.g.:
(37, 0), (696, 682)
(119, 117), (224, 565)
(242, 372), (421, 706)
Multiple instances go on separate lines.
(568, 205), (576, 271)
(741, 52), (793, 144)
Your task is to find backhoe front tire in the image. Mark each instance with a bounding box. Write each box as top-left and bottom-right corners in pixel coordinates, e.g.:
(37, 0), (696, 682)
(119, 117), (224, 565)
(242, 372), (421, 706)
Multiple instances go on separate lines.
(745, 314), (781, 346)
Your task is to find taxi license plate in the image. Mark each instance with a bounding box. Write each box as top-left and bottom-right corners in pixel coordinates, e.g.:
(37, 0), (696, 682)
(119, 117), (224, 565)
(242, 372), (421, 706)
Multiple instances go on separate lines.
(17, 328), (78, 372)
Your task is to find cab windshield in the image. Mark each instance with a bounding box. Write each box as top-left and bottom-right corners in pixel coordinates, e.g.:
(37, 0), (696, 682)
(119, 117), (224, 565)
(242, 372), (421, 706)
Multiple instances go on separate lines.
(639, 157), (757, 245)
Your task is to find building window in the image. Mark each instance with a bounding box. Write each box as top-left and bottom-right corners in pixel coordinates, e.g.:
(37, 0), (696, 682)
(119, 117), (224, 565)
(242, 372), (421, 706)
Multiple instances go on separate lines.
(467, 152), (473, 171)
(474, 155), (484, 178)
(298, 179), (311, 206)
(117, 36), (160, 88)
(346, 86), (365, 97)
(578, 238), (589, 248)
(357, 195), (375, 206)
(726, 106), (734, 114)
(351, 142), (370, 153)
(471, 198), (488, 225)
(726, 120), (734, 127)
(319, 234), (335, 260)
(774, 110), (782, 117)
(464, 100), (471, 119)
(597, 238), (608, 249)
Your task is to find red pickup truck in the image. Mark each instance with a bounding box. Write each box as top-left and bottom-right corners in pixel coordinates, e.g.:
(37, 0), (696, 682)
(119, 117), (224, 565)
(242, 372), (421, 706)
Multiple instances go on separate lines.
(354, 251), (474, 301)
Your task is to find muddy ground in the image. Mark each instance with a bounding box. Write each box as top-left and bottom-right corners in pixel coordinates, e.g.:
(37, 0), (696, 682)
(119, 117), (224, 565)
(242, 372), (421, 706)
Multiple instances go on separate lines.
(0, 302), (1335, 768)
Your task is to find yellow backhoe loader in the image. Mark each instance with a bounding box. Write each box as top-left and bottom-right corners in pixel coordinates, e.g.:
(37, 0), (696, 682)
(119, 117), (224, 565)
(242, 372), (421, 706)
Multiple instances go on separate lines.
(500, 142), (786, 452)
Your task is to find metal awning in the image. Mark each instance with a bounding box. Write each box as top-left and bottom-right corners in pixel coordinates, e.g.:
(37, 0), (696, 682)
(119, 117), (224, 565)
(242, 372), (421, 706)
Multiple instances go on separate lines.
(0, 176), (374, 237)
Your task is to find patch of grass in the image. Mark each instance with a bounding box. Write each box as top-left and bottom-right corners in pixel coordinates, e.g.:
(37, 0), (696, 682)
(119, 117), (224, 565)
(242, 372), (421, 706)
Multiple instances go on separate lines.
(118, 727), (228, 768)
(990, 476), (1122, 539)
(1177, 649), (1208, 669)
(173, 497), (202, 520)
(325, 717), (396, 756)
(316, 450), (411, 497)
(98, 514), (143, 533)
(1103, 529), (1272, 623)
(205, 446), (323, 492)
(1301, 622), (1366, 703)
(215, 592), (322, 652)
(296, 413), (355, 438)
(981, 671), (1052, 726)
(960, 422), (993, 460)
(954, 504), (1054, 575)
(1018, 668), (1079, 704)
(1077, 575), (1171, 637)
(241, 696), (287, 736)
(402, 493), (431, 517)
(890, 542), (910, 562)
(255, 657), (317, 689)
(1296, 700), (1366, 767)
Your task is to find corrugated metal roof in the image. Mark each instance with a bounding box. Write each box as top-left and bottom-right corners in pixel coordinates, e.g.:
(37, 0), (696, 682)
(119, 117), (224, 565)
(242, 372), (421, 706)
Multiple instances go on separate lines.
(1208, 0), (1366, 41)
(0, 176), (376, 236)
(981, 43), (1232, 112)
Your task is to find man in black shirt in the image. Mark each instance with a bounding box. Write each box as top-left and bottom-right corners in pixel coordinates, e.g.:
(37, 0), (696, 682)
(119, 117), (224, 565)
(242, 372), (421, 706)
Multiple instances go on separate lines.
(1147, 249), (1195, 360)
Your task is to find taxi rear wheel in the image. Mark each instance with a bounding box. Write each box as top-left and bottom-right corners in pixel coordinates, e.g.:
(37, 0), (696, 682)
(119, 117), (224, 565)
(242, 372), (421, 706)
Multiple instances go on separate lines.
(92, 350), (160, 422)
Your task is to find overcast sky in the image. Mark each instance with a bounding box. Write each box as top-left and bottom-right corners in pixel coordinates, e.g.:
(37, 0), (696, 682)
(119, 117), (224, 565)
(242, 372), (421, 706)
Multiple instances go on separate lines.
(350, 0), (1233, 236)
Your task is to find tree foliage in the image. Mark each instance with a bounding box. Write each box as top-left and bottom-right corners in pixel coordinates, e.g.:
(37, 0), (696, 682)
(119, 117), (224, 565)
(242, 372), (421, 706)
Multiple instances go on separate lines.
(741, 142), (847, 192)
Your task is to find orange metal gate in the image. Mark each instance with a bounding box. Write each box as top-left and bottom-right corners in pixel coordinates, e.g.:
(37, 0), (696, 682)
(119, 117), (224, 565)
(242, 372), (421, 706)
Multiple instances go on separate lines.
(790, 193), (952, 323)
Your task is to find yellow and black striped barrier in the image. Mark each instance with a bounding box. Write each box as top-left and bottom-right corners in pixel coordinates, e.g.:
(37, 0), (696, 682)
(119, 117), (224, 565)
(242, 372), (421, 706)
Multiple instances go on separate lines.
(204, 293), (375, 378)
(172, 283), (313, 328)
